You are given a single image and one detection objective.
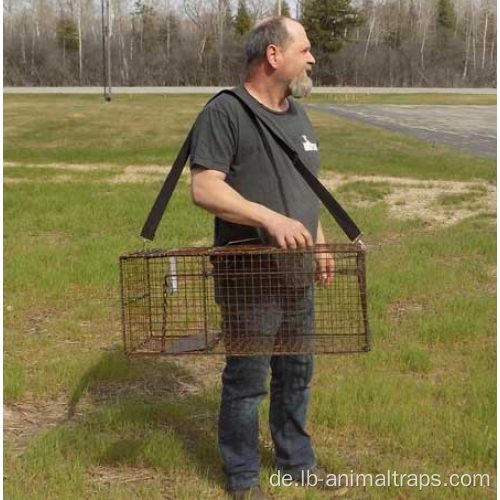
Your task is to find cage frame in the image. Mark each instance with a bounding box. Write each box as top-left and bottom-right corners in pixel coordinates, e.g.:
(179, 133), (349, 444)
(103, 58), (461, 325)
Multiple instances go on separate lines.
(119, 242), (371, 357)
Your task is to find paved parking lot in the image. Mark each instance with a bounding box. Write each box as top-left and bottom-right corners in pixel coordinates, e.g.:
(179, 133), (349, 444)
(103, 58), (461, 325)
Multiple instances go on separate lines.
(307, 104), (497, 158)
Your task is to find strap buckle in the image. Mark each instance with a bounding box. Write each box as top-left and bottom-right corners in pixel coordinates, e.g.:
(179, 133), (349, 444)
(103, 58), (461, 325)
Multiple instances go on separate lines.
(353, 233), (366, 251)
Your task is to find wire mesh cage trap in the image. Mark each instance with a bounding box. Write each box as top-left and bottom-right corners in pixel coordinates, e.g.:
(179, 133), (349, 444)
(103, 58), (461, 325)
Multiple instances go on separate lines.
(121, 89), (372, 356)
(120, 243), (370, 356)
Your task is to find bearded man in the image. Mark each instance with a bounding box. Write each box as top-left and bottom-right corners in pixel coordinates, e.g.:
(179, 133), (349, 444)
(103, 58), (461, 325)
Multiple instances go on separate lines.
(189, 16), (345, 500)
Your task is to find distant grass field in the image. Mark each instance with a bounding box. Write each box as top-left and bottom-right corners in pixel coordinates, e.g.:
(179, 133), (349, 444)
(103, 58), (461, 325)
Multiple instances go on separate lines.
(3, 93), (496, 182)
(3, 94), (497, 500)
(304, 93), (496, 105)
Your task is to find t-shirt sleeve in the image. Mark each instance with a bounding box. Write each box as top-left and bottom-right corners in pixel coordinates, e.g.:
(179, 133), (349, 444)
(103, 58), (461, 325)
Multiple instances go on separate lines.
(189, 107), (237, 174)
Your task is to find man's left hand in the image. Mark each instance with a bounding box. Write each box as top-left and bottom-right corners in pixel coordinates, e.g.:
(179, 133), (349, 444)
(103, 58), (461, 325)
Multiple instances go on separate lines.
(314, 251), (335, 287)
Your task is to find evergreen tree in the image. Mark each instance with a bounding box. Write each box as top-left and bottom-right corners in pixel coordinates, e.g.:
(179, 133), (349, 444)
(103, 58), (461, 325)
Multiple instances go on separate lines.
(56, 17), (79, 52)
(302, 0), (363, 54)
(235, 0), (251, 38)
(436, 0), (456, 41)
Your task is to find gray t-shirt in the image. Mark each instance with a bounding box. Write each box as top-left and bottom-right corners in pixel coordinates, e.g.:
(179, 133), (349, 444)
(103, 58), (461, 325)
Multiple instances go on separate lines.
(189, 85), (321, 247)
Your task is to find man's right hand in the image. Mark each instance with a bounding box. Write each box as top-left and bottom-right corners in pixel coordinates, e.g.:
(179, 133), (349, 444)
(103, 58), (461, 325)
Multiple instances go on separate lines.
(263, 213), (313, 249)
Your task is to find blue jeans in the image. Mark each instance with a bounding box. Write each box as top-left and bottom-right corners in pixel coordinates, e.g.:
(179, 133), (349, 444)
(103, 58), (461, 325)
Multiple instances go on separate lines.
(217, 288), (316, 491)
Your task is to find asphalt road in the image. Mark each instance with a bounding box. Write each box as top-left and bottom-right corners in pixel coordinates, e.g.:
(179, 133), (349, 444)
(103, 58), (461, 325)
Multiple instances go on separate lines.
(306, 104), (497, 158)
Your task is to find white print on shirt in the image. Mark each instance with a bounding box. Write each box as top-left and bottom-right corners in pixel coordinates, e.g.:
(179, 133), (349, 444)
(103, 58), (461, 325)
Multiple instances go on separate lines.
(301, 135), (318, 151)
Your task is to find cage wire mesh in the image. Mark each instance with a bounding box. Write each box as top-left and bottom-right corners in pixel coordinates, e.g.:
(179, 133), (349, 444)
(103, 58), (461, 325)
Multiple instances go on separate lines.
(119, 244), (370, 356)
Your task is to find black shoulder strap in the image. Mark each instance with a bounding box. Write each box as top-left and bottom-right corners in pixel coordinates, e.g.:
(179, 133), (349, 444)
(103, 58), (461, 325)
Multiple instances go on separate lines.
(140, 91), (220, 241)
(141, 88), (362, 242)
(223, 88), (362, 242)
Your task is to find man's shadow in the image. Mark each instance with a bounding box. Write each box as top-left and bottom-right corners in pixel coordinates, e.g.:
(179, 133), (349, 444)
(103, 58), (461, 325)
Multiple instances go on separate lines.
(63, 350), (275, 492)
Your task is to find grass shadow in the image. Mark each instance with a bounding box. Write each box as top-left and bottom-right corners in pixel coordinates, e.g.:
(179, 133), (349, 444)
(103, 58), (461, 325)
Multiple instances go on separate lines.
(64, 350), (226, 490)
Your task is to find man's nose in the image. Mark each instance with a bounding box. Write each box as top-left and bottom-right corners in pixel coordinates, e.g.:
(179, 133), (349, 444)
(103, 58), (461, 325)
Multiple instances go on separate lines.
(308, 52), (316, 65)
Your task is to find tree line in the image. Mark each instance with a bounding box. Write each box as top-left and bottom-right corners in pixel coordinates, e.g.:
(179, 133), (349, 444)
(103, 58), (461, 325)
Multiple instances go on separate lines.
(3, 0), (497, 87)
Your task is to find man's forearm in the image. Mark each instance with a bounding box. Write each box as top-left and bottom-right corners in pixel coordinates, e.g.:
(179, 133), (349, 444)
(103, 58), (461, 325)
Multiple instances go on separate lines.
(192, 176), (277, 228)
(192, 169), (315, 248)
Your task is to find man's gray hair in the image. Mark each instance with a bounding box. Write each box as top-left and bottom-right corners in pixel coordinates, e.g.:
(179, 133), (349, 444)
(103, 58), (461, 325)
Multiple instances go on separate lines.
(244, 16), (295, 70)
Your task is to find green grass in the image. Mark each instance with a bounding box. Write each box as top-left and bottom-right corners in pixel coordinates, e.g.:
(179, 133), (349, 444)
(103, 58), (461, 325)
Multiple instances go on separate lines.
(436, 191), (484, 206)
(3, 95), (497, 499)
(337, 181), (393, 201)
(4, 94), (496, 182)
(3, 356), (27, 401)
(304, 93), (497, 105)
(401, 345), (432, 373)
(3, 94), (206, 165)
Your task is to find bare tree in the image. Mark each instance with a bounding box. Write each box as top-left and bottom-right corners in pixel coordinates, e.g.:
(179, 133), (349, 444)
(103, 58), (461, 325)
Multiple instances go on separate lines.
(481, 1), (489, 69)
(2, 0), (497, 87)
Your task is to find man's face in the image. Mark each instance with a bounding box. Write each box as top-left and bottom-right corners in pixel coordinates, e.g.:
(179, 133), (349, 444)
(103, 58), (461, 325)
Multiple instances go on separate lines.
(279, 22), (316, 98)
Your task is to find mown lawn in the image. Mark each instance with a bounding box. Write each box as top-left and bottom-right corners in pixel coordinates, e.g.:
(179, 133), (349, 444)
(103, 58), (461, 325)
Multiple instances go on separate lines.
(3, 93), (496, 182)
(3, 94), (497, 499)
(305, 93), (496, 106)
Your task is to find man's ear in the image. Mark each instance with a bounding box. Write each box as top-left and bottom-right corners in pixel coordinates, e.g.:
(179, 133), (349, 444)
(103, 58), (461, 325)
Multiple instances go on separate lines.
(266, 44), (281, 69)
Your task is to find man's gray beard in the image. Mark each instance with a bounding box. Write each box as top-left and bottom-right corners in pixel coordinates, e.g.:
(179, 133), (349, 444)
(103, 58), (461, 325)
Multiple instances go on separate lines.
(289, 72), (313, 98)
